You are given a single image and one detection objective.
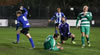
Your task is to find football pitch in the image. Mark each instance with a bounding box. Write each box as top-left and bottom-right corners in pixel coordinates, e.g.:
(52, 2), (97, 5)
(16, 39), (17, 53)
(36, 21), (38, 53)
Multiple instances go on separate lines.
(0, 27), (100, 55)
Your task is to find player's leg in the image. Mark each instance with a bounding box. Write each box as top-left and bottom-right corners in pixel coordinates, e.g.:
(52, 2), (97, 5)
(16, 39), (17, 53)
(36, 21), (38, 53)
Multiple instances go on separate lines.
(16, 29), (21, 43)
(21, 28), (35, 48)
(26, 33), (35, 48)
(60, 35), (65, 44)
(13, 29), (21, 44)
(55, 23), (59, 34)
(85, 26), (91, 47)
(80, 26), (85, 48)
(69, 33), (76, 44)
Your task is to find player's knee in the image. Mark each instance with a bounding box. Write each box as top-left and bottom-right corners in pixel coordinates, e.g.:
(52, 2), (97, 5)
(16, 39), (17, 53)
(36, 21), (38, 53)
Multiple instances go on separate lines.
(85, 35), (89, 38)
(26, 33), (32, 38)
(56, 27), (58, 29)
(17, 30), (20, 34)
(71, 34), (75, 37)
(82, 32), (85, 36)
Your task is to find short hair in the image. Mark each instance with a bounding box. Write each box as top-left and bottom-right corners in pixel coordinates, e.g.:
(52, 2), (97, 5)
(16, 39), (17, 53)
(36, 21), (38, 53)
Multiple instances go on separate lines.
(83, 5), (88, 9)
(53, 33), (59, 38)
(57, 8), (61, 10)
(16, 10), (22, 14)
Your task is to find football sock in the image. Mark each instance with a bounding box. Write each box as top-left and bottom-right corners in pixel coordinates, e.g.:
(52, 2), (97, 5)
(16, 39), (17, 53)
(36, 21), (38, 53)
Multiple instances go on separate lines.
(55, 30), (58, 34)
(72, 37), (75, 41)
(29, 38), (35, 48)
(86, 37), (90, 44)
(17, 34), (20, 43)
(81, 36), (85, 45)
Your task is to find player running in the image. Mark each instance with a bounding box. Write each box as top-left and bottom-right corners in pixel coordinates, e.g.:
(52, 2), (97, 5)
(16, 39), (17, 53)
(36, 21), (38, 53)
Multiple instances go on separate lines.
(59, 17), (76, 44)
(48, 8), (66, 34)
(76, 5), (92, 48)
(44, 34), (63, 51)
(13, 6), (35, 48)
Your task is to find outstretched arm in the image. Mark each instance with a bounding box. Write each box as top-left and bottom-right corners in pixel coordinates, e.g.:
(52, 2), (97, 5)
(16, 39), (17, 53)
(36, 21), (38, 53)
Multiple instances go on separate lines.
(20, 6), (28, 16)
(51, 13), (56, 21)
(48, 13), (56, 22)
(23, 8), (28, 16)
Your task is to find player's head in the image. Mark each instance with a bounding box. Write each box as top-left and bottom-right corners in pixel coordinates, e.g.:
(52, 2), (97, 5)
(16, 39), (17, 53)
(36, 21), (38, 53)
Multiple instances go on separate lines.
(83, 5), (88, 12)
(61, 17), (66, 23)
(53, 33), (59, 40)
(16, 10), (22, 17)
(57, 8), (61, 13)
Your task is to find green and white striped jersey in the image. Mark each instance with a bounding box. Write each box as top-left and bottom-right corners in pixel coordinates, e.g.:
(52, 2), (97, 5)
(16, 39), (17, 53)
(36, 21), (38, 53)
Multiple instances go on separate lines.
(44, 35), (57, 50)
(76, 12), (92, 26)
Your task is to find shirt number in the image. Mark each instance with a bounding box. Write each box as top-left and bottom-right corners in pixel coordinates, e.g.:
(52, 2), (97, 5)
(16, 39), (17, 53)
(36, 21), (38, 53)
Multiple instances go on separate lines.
(23, 16), (27, 21)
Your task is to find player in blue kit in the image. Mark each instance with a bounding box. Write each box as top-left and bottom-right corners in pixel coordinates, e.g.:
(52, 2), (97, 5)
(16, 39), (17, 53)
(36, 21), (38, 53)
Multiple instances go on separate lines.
(13, 6), (35, 48)
(59, 17), (76, 44)
(49, 8), (66, 34)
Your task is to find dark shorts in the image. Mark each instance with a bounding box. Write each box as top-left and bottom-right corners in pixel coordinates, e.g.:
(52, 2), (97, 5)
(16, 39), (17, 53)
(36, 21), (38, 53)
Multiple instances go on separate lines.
(20, 28), (29, 35)
(60, 33), (71, 41)
(55, 23), (59, 27)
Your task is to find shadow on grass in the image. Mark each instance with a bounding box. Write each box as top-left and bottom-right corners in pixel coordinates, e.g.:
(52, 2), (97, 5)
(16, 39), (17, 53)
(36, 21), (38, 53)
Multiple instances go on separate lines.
(61, 40), (81, 47)
(0, 42), (27, 49)
(33, 48), (62, 55)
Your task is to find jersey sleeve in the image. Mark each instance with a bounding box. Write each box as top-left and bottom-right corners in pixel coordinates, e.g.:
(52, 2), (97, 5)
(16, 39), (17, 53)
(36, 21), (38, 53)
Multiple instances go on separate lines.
(85, 12), (92, 21)
(50, 13), (56, 21)
(50, 38), (54, 49)
(66, 23), (70, 35)
(23, 8), (28, 16)
(76, 13), (81, 26)
(16, 19), (20, 30)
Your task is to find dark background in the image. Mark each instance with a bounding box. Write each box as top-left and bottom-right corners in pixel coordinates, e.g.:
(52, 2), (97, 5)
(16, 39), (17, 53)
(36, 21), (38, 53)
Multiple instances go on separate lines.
(0, 0), (100, 27)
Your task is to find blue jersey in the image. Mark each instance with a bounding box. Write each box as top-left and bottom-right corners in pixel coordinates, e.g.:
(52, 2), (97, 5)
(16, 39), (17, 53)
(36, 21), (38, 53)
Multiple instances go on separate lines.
(59, 23), (71, 37)
(51, 12), (66, 24)
(16, 8), (30, 30)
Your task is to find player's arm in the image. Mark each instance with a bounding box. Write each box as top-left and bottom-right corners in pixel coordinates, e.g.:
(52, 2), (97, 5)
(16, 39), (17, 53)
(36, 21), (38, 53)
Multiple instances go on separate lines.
(76, 14), (80, 27)
(66, 23), (71, 35)
(49, 39), (54, 49)
(50, 39), (60, 51)
(85, 12), (92, 21)
(16, 19), (20, 30)
(20, 6), (28, 16)
(48, 13), (56, 22)
(23, 8), (28, 16)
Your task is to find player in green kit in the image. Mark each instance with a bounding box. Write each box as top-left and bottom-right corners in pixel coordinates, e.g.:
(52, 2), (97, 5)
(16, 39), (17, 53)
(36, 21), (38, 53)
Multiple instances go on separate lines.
(76, 5), (92, 48)
(44, 34), (63, 51)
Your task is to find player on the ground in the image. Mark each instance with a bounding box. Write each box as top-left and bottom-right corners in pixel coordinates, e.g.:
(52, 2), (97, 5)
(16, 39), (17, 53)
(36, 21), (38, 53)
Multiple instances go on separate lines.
(13, 6), (35, 48)
(59, 17), (76, 44)
(44, 34), (63, 51)
(76, 5), (92, 48)
(48, 8), (66, 34)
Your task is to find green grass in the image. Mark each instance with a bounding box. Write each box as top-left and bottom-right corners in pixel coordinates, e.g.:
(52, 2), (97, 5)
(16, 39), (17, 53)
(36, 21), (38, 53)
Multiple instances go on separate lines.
(0, 27), (100, 55)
